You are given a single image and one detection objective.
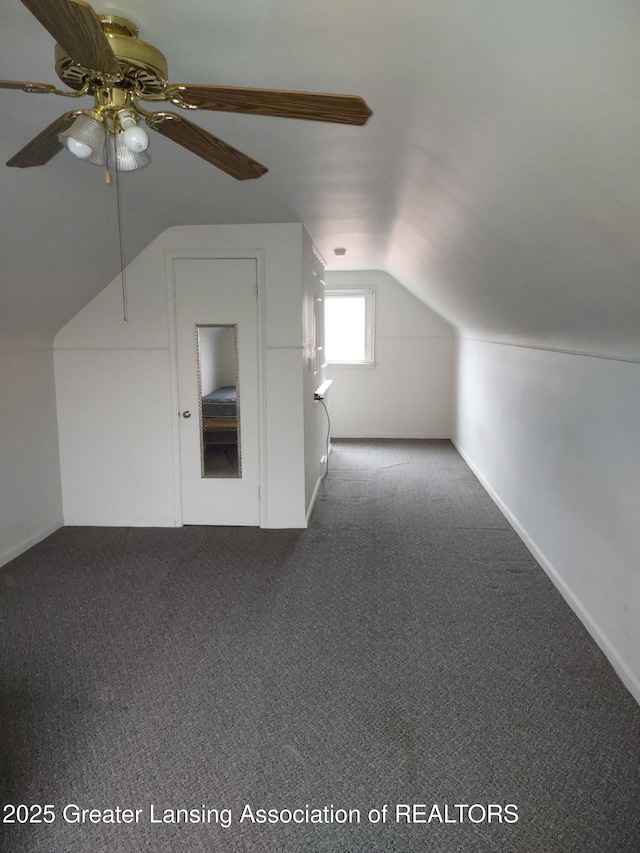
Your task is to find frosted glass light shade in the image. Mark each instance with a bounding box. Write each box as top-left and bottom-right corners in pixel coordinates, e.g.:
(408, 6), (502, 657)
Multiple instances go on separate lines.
(59, 113), (106, 164)
(109, 132), (151, 171)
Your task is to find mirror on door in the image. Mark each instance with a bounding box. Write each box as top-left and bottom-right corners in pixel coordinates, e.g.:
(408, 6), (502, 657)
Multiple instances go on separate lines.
(196, 324), (241, 478)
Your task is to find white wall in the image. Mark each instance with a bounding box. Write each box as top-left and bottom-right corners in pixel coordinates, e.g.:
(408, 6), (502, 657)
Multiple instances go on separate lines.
(454, 338), (640, 704)
(0, 338), (63, 566)
(54, 224), (318, 529)
(324, 270), (454, 438)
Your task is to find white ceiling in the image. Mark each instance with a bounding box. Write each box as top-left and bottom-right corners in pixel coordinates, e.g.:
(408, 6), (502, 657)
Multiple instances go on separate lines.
(2, 0), (640, 358)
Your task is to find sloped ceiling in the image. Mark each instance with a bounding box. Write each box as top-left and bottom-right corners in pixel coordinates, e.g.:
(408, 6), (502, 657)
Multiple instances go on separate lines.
(1, 0), (639, 358)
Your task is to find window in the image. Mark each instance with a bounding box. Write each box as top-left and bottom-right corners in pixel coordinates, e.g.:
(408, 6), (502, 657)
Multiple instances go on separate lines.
(324, 287), (375, 365)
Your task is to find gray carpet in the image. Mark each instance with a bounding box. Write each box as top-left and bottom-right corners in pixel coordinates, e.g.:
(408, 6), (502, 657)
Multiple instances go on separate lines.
(1, 439), (638, 852)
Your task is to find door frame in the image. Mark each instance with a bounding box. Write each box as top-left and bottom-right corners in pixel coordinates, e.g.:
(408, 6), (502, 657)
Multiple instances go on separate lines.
(165, 250), (267, 527)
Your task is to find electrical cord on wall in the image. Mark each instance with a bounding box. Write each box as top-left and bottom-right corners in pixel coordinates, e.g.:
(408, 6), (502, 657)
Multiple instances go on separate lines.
(319, 397), (331, 480)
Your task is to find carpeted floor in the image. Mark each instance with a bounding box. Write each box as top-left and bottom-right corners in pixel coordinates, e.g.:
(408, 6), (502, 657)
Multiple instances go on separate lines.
(1, 439), (638, 852)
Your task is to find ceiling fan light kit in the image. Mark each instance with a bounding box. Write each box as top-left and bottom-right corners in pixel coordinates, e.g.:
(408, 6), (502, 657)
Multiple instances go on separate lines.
(57, 105), (150, 170)
(2, 0), (373, 180)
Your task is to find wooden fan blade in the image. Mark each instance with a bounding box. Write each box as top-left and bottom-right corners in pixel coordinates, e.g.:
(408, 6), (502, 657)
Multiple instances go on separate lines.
(0, 79), (57, 93)
(20, 0), (120, 77)
(147, 112), (268, 180)
(6, 111), (78, 167)
(165, 84), (373, 126)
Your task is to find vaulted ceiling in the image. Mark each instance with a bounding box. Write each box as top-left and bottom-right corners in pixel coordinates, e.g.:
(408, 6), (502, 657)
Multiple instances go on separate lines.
(2, 0), (639, 358)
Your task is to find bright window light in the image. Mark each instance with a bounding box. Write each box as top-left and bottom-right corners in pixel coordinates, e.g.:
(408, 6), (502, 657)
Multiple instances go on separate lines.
(324, 288), (375, 364)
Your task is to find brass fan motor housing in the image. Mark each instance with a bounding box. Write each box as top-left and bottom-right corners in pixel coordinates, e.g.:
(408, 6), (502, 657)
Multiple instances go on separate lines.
(54, 16), (168, 95)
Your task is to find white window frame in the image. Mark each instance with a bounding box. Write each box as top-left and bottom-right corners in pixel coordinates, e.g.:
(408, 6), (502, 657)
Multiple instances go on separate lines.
(324, 286), (376, 366)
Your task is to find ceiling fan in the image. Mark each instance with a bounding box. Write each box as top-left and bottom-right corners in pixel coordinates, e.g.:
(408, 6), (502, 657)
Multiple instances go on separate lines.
(1, 0), (373, 180)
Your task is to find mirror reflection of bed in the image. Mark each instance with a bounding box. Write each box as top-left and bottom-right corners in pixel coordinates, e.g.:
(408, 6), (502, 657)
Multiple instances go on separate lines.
(197, 324), (240, 478)
(202, 385), (239, 476)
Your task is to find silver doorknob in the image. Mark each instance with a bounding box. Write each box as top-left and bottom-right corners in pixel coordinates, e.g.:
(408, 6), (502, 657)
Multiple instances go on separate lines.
(182, 410), (191, 419)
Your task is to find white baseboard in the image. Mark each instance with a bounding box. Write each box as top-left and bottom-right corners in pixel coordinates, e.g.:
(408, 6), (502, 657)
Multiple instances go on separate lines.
(453, 439), (640, 707)
(332, 433), (451, 439)
(306, 474), (324, 525)
(263, 517), (308, 529)
(304, 444), (333, 525)
(62, 516), (178, 527)
(0, 521), (62, 569)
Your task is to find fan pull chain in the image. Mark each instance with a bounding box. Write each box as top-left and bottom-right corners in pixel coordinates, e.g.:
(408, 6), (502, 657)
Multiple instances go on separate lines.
(114, 149), (128, 322)
(105, 129), (128, 322)
(104, 127), (112, 185)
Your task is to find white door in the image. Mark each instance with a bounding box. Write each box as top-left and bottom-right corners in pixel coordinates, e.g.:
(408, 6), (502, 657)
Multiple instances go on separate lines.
(174, 258), (260, 525)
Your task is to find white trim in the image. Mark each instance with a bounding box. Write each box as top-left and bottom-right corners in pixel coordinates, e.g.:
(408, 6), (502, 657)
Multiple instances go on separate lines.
(60, 516), (177, 527)
(54, 346), (169, 352)
(255, 251), (268, 530)
(263, 516), (308, 529)
(376, 334), (453, 341)
(305, 473), (323, 525)
(326, 362), (377, 369)
(333, 433), (451, 439)
(457, 335), (640, 365)
(165, 249), (267, 528)
(453, 438), (640, 707)
(0, 522), (62, 569)
(306, 437), (334, 524)
(165, 252), (183, 527)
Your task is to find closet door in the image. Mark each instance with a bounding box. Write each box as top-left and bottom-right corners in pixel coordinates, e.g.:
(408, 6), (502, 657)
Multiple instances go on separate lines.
(174, 258), (260, 525)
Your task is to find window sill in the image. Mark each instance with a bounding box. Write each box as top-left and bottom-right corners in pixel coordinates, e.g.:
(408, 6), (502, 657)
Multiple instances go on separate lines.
(326, 362), (377, 369)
